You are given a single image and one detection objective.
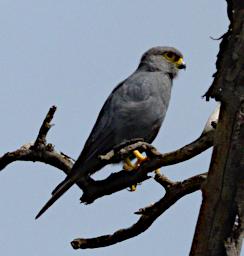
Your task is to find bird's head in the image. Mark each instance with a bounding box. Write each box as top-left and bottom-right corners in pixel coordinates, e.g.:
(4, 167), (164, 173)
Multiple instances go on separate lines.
(139, 46), (186, 78)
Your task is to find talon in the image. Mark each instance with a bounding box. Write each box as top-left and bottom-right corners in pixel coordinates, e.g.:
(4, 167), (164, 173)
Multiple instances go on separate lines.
(154, 169), (161, 175)
(133, 150), (148, 168)
(123, 157), (135, 171)
(133, 150), (147, 161)
(128, 184), (137, 192)
(123, 158), (138, 191)
(123, 151), (147, 192)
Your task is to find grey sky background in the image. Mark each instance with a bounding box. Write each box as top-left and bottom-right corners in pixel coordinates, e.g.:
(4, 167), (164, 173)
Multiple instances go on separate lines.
(0, 1), (236, 256)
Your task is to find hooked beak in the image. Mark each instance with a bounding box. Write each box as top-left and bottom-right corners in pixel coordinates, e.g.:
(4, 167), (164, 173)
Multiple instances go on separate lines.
(176, 57), (186, 69)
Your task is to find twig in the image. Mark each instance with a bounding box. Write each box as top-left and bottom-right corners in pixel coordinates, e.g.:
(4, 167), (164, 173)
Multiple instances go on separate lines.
(0, 106), (74, 174)
(71, 172), (207, 249)
(154, 172), (176, 191)
(33, 105), (57, 148)
(0, 143), (73, 174)
(0, 107), (83, 190)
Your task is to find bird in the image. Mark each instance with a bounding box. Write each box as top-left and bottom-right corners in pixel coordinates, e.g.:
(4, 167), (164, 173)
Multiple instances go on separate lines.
(35, 46), (186, 219)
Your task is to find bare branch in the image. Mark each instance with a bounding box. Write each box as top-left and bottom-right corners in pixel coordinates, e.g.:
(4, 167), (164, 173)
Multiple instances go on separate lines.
(0, 106), (74, 174)
(0, 107), (211, 250)
(33, 105), (57, 148)
(0, 143), (73, 174)
(80, 131), (214, 204)
(0, 104), (215, 208)
(154, 172), (176, 191)
(71, 172), (207, 250)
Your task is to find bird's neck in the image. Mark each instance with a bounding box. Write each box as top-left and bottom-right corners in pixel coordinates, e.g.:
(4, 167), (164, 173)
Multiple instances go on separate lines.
(137, 62), (178, 78)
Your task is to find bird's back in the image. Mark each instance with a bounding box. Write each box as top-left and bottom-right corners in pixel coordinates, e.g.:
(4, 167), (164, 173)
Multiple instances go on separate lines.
(75, 70), (172, 175)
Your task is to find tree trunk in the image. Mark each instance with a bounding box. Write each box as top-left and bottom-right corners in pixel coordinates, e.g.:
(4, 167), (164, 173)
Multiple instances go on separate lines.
(190, 1), (244, 255)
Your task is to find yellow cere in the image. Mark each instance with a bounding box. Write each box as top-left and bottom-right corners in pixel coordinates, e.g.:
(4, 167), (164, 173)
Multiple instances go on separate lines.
(175, 57), (184, 66)
(163, 52), (184, 66)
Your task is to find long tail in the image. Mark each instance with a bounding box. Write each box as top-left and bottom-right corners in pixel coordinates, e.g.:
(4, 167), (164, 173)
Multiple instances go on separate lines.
(35, 176), (76, 219)
(51, 178), (68, 195)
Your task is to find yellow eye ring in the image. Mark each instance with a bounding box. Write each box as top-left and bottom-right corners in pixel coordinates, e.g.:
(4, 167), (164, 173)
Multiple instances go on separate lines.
(163, 52), (176, 62)
(163, 52), (186, 69)
(164, 52), (174, 60)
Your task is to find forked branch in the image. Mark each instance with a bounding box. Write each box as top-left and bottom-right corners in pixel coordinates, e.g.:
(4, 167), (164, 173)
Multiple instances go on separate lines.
(71, 172), (207, 249)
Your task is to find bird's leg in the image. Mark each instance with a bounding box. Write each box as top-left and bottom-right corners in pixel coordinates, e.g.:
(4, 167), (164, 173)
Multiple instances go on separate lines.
(133, 150), (148, 168)
(123, 150), (148, 171)
(123, 150), (162, 191)
(123, 157), (135, 170)
(154, 168), (161, 175)
(123, 150), (148, 191)
(134, 151), (161, 176)
(123, 157), (137, 191)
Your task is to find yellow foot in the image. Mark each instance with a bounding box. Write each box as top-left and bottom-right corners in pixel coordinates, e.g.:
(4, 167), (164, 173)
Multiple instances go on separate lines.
(128, 184), (137, 192)
(123, 157), (137, 191)
(154, 169), (161, 175)
(123, 150), (148, 192)
(123, 157), (135, 171)
(133, 150), (148, 167)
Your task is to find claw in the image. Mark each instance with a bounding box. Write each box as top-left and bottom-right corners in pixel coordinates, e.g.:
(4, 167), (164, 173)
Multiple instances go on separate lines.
(123, 157), (135, 171)
(133, 150), (148, 166)
(124, 151), (161, 191)
(123, 157), (138, 191)
(123, 150), (148, 192)
(128, 184), (137, 192)
(154, 169), (161, 175)
(133, 150), (148, 170)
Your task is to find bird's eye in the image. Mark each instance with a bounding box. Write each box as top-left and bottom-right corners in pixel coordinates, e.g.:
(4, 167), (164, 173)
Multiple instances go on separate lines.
(164, 52), (176, 62)
(166, 52), (173, 59)
(163, 52), (181, 63)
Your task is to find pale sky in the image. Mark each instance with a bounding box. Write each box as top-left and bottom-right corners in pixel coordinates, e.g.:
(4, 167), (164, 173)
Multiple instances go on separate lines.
(0, 1), (235, 256)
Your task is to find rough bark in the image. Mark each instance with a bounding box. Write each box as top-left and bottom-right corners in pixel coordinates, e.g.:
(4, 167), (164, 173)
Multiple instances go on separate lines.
(190, 1), (244, 255)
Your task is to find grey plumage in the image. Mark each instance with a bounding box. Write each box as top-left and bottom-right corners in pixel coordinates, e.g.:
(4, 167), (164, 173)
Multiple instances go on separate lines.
(36, 46), (186, 219)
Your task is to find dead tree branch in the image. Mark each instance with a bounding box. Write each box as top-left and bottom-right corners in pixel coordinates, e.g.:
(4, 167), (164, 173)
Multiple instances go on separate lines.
(0, 107), (214, 204)
(0, 106), (74, 175)
(80, 131), (214, 204)
(33, 105), (57, 148)
(0, 105), (214, 251)
(71, 172), (207, 249)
